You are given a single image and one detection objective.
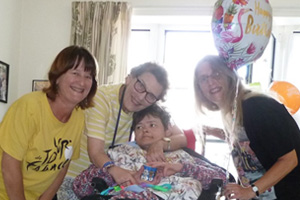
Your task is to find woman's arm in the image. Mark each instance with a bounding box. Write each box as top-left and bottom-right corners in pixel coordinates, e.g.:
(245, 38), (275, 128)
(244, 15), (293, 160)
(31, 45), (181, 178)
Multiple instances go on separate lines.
(167, 124), (188, 150)
(233, 96), (300, 199)
(87, 137), (137, 187)
(224, 150), (298, 199)
(252, 150), (297, 196)
(2, 151), (26, 200)
(202, 125), (225, 140)
(39, 162), (70, 200)
(87, 137), (110, 168)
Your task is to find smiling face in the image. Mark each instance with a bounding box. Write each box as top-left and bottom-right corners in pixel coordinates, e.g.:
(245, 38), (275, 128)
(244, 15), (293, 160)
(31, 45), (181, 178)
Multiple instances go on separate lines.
(134, 114), (168, 150)
(196, 61), (228, 108)
(123, 72), (163, 112)
(56, 59), (93, 107)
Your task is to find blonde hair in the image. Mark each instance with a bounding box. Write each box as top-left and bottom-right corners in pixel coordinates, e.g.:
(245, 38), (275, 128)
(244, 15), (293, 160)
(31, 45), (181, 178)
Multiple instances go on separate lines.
(194, 55), (264, 141)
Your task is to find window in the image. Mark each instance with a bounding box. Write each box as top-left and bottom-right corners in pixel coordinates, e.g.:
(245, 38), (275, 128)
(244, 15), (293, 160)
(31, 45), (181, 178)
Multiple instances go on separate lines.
(249, 34), (276, 90)
(163, 30), (218, 129)
(128, 29), (152, 68)
(128, 21), (232, 172)
(128, 20), (257, 126)
(286, 32), (300, 90)
(128, 26), (220, 128)
(128, 16), (274, 177)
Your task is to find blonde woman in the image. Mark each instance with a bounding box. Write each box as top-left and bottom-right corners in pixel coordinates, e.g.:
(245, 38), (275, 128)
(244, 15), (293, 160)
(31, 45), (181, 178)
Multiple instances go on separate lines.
(194, 55), (300, 200)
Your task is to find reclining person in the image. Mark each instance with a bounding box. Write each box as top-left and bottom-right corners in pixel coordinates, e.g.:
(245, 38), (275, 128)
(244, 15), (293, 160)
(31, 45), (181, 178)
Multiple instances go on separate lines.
(73, 104), (226, 199)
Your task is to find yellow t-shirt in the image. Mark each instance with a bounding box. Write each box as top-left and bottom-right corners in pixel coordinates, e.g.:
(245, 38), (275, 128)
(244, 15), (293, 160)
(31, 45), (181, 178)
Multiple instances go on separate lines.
(0, 91), (83, 199)
(67, 84), (133, 178)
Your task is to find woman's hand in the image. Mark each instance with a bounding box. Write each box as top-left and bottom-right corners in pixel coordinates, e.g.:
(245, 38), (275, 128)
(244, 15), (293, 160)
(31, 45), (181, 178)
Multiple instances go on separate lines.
(224, 183), (256, 200)
(108, 166), (137, 187)
(148, 162), (183, 177)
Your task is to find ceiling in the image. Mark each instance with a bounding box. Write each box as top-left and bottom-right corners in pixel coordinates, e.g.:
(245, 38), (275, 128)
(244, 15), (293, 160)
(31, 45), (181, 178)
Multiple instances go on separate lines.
(130, 0), (300, 18)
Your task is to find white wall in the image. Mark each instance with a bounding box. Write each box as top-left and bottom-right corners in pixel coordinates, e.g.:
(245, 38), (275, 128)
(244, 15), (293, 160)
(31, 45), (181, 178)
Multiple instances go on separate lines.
(1, 0), (300, 121)
(0, 0), (22, 120)
(17, 0), (73, 98)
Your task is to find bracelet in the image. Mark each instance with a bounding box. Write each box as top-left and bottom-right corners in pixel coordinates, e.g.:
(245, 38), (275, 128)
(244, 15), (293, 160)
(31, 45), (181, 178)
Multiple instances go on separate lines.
(102, 161), (115, 171)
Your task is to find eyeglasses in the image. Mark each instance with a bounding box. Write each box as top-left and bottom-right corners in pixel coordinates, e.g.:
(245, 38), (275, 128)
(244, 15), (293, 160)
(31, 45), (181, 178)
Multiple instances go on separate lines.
(198, 71), (222, 85)
(134, 77), (158, 104)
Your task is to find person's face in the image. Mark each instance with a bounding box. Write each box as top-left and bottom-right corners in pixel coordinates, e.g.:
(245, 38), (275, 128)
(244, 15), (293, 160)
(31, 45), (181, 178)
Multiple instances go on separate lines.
(196, 61), (228, 107)
(134, 114), (168, 150)
(56, 60), (93, 107)
(123, 72), (163, 112)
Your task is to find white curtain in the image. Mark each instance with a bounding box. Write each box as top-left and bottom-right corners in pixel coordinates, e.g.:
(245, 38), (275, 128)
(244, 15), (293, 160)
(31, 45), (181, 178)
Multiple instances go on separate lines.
(71, 1), (132, 84)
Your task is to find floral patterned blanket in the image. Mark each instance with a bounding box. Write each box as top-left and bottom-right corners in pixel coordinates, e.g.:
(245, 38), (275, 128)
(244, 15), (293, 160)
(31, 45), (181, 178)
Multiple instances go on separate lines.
(71, 142), (226, 200)
(108, 142), (202, 200)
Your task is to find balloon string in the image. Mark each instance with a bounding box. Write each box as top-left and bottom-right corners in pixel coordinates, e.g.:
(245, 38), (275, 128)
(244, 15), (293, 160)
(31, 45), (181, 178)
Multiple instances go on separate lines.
(225, 77), (240, 185)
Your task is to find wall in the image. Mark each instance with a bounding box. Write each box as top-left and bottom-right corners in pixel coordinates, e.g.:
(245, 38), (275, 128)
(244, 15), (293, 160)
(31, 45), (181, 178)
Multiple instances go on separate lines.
(0, 0), (22, 120)
(1, 0), (300, 121)
(17, 0), (73, 99)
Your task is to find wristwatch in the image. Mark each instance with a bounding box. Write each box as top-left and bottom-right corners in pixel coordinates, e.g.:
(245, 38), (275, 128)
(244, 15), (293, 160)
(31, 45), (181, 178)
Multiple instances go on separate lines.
(163, 137), (171, 151)
(251, 184), (259, 197)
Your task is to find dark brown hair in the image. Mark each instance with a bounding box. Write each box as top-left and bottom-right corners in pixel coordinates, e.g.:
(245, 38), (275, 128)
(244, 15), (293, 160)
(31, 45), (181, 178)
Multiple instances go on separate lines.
(132, 103), (171, 131)
(43, 45), (98, 109)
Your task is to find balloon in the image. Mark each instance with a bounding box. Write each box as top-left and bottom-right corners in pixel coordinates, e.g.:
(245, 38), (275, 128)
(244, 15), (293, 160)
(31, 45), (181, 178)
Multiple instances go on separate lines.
(269, 81), (300, 115)
(211, 0), (273, 70)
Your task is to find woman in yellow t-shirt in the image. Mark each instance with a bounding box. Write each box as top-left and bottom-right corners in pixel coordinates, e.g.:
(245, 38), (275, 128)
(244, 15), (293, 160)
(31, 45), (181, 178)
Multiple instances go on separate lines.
(0, 45), (98, 200)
